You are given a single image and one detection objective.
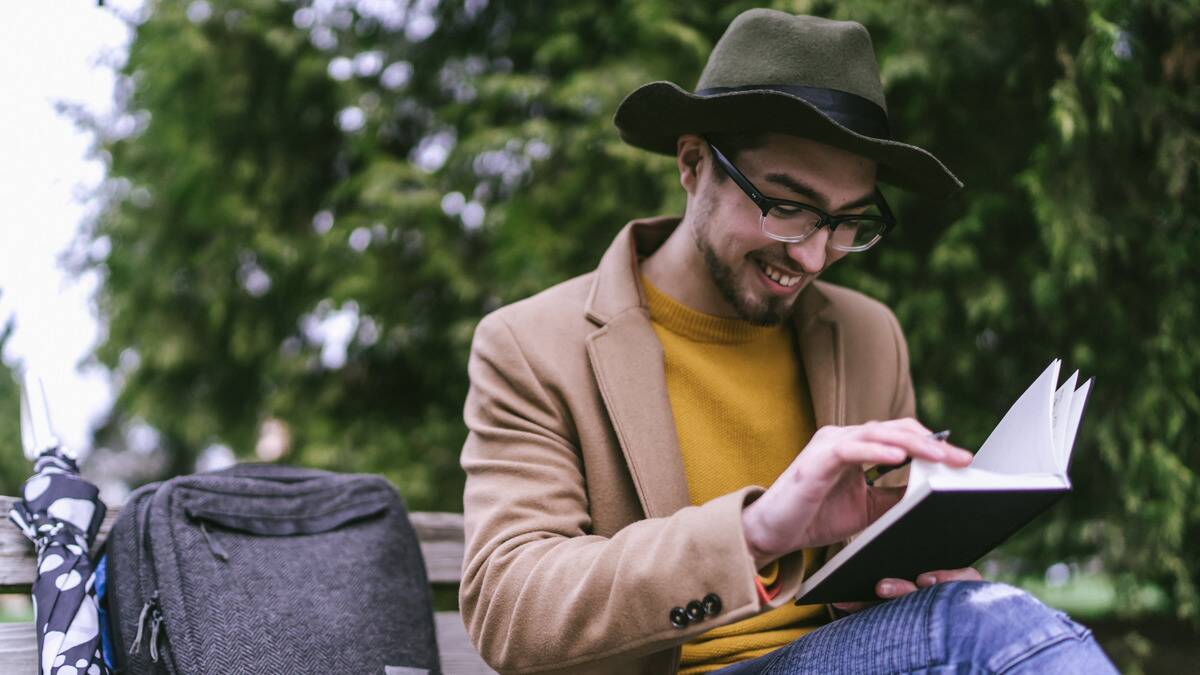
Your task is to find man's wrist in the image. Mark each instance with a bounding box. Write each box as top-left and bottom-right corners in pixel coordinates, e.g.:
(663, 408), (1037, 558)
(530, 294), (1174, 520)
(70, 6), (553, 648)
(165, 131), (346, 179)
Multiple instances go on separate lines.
(741, 500), (777, 570)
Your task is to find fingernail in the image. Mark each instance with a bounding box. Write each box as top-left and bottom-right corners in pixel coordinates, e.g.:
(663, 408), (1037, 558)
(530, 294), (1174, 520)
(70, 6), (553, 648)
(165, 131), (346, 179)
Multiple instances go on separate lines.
(918, 574), (935, 586)
(879, 582), (894, 595)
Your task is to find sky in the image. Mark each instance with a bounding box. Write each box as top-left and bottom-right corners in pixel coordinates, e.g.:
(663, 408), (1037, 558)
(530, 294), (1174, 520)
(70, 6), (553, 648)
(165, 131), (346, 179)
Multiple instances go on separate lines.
(0, 1), (141, 456)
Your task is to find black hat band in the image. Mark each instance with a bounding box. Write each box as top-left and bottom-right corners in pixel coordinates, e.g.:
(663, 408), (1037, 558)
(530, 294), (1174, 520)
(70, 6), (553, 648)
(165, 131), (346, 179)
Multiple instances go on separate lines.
(696, 84), (891, 141)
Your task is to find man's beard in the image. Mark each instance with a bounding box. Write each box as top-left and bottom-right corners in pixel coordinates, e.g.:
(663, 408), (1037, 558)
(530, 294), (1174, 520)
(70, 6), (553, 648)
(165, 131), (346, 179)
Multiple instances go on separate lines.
(697, 235), (799, 326)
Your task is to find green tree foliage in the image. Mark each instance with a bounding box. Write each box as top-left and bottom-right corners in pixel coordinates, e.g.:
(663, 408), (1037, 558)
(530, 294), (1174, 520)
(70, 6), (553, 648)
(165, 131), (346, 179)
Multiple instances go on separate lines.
(81, 0), (1199, 622)
(0, 319), (30, 496)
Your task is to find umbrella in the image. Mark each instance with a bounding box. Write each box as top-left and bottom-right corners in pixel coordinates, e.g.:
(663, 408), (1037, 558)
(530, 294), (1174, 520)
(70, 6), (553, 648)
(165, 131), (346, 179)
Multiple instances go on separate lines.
(8, 374), (108, 675)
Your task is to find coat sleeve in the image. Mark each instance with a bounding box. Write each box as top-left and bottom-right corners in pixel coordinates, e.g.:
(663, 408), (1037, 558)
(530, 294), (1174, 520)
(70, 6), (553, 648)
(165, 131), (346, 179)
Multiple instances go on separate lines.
(458, 313), (803, 673)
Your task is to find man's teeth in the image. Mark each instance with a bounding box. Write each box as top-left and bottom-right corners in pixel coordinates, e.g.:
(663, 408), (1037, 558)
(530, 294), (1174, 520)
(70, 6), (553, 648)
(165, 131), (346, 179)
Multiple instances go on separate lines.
(758, 261), (802, 288)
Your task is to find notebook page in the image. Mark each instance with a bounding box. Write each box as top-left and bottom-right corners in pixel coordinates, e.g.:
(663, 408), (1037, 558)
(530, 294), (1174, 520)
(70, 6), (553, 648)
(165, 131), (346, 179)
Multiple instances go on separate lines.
(906, 457), (1067, 493)
(1052, 370), (1079, 471)
(1062, 378), (1094, 469)
(971, 360), (1060, 475)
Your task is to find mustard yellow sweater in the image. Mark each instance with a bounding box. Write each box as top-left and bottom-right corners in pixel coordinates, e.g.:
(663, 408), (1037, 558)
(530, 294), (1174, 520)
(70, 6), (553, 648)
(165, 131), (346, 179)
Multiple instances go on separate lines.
(642, 277), (826, 673)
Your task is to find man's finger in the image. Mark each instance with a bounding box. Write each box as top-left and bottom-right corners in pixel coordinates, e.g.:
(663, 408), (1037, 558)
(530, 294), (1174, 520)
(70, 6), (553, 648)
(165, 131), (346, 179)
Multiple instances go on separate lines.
(896, 417), (933, 436)
(876, 577), (917, 598)
(831, 601), (873, 614)
(915, 567), (984, 587)
(829, 441), (906, 467)
(857, 427), (973, 465)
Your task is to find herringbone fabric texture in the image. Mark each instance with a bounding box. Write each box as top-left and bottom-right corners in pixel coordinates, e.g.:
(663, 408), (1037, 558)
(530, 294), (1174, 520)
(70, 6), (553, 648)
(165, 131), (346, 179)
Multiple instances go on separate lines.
(105, 464), (439, 674)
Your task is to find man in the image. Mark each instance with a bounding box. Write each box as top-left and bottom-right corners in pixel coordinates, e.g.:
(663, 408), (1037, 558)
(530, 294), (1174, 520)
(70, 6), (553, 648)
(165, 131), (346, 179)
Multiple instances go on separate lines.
(459, 10), (1116, 674)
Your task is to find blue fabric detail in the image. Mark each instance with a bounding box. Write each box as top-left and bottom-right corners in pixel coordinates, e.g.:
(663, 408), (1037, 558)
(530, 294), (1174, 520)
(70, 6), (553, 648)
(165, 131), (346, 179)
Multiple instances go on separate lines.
(96, 554), (116, 670)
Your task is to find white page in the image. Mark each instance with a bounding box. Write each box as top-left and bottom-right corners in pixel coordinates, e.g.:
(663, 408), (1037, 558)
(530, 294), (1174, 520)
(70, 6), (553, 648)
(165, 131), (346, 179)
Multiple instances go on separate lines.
(1051, 370), (1079, 471)
(907, 457), (1069, 492)
(902, 451), (1065, 494)
(971, 360), (1061, 475)
(1061, 378), (1093, 469)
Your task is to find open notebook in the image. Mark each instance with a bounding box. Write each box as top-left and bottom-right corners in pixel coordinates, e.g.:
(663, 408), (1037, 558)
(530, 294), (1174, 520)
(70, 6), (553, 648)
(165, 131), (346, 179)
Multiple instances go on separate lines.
(793, 360), (1094, 604)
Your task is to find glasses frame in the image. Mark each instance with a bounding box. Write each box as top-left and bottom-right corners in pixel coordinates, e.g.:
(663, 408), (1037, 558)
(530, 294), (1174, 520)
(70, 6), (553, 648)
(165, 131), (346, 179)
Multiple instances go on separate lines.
(705, 139), (895, 252)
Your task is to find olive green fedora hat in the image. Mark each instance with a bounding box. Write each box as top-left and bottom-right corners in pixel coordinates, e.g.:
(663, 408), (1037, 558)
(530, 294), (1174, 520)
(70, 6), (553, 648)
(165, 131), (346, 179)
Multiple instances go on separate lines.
(613, 9), (962, 199)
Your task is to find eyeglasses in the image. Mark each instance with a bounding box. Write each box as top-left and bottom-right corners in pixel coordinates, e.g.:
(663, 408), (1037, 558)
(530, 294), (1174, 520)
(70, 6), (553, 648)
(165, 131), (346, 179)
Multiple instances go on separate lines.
(705, 140), (895, 252)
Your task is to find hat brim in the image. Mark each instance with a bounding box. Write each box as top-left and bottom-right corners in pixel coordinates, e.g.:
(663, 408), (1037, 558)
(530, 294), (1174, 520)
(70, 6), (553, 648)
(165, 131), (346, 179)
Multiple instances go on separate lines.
(613, 81), (962, 199)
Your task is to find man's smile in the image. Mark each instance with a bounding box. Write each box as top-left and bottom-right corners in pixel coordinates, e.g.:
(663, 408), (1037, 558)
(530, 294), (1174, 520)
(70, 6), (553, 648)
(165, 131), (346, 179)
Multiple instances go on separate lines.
(753, 257), (807, 292)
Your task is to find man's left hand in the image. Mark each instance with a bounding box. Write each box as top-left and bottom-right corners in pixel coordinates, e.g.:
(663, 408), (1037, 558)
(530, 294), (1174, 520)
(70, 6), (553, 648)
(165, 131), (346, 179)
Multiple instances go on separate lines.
(830, 567), (982, 614)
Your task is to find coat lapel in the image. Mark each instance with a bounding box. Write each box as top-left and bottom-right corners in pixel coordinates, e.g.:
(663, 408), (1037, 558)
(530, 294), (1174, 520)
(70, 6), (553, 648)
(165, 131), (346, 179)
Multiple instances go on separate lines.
(587, 313), (690, 519)
(795, 283), (844, 428)
(585, 218), (690, 519)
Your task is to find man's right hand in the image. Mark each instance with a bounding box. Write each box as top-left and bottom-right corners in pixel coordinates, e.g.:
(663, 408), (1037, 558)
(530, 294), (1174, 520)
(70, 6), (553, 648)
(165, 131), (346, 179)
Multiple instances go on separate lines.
(741, 418), (973, 569)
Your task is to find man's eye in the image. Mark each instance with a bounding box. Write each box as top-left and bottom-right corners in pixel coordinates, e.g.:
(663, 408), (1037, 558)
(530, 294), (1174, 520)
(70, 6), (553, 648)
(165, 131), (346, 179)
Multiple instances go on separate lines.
(771, 204), (806, 216)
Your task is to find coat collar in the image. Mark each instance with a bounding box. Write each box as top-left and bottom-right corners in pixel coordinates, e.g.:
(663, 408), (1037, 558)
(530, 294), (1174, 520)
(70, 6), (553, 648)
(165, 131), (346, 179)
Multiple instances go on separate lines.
(584, 216), (676, 325)
(585, 217), (844, 518)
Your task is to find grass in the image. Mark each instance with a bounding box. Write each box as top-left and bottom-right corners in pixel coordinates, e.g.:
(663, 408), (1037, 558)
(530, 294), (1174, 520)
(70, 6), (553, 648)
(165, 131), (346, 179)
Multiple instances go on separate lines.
(0, 594), (32, 623)
(1014, 571), (1170, 620)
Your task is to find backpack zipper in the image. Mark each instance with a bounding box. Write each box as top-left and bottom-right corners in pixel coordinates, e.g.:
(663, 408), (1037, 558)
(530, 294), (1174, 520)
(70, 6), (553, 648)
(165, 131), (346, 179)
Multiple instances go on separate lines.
(129, 589), (164, 662)
(106, 484), (159, 673)
(197, 520), (229, 561)
(149, 599), (165, 662)
(137, 488), (174, 671)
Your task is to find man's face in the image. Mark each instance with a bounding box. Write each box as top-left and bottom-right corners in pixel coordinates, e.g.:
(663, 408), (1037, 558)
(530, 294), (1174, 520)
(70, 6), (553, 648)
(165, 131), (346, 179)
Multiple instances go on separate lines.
(687, 133), (878, 325)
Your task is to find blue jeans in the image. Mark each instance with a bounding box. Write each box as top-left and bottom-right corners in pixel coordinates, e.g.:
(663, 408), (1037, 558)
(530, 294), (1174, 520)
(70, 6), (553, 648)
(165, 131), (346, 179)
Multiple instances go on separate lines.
(712, 581), (1117, 674)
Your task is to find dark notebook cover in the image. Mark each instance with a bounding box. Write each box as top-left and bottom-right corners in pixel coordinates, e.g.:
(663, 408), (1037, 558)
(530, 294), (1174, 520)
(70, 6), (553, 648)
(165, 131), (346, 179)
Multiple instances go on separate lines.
(794, 487), (1069, 604)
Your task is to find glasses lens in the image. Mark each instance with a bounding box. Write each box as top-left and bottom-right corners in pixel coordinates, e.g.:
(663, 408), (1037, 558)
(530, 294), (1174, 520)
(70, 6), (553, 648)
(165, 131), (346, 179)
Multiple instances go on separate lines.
(763, 204), (822, 240)
(829, 218), (885, 252)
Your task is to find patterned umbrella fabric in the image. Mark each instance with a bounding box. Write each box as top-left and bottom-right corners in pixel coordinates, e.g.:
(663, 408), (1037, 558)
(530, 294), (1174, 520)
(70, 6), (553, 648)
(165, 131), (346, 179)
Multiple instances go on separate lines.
(8, 374), (108, 675)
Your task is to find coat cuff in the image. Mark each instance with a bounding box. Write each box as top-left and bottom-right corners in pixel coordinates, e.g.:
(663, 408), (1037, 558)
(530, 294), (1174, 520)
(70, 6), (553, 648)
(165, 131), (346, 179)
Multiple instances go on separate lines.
(735, 488), (808, 612)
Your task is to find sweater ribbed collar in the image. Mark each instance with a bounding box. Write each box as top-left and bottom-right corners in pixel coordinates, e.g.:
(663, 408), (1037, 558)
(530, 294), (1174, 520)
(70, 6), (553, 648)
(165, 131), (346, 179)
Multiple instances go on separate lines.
(641, 275), (786, 344)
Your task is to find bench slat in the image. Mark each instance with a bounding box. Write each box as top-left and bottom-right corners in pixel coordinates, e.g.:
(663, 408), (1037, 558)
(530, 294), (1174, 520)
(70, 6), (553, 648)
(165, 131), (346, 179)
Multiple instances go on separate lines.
(0, 613), (494, 675)
(436, 611), (496, 674)
(0, 497), (465, 589)
(0, 623), (34, 672)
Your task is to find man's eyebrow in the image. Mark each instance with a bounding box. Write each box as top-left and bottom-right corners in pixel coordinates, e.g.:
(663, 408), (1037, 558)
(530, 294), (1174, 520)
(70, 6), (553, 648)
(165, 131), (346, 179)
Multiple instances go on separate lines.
(763, 172), (876, 212)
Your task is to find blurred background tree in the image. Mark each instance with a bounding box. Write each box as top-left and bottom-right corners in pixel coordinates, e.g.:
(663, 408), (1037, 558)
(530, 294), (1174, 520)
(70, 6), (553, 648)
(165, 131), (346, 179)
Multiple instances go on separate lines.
(67, 0), (1197, 661)
(0, 318), (29, 496)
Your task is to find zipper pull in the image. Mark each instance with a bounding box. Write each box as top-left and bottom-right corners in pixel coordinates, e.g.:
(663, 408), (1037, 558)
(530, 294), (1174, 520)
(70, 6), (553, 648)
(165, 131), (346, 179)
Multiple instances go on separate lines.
(149, 604), (164, 663)
(129, 591), (160, 656)
(129, 601), (150, 655)
(198, 521), (229, 561)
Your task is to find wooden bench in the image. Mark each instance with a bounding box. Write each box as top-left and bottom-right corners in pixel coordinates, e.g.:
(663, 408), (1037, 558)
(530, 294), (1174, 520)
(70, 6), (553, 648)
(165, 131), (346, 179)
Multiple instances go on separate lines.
(0, 496), (495, 674)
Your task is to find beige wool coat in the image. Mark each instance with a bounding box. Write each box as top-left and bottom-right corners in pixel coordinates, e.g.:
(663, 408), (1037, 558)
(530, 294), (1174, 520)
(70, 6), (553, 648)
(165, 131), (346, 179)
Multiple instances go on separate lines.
(459, 216), (916, 674)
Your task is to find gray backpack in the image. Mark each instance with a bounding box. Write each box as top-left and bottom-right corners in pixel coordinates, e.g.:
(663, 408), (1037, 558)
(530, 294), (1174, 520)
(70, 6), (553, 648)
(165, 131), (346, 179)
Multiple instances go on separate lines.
(103, 463), (440, 674)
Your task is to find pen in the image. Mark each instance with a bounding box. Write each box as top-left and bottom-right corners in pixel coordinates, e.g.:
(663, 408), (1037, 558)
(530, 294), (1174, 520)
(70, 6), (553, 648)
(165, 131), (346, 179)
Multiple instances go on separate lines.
(863, 429), (951, 486)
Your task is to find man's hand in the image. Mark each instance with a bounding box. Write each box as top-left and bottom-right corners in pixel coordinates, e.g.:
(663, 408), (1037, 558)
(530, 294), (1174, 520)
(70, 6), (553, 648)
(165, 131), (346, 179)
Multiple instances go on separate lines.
(830, 567), (984, 614)
(741, 418), (973, 568)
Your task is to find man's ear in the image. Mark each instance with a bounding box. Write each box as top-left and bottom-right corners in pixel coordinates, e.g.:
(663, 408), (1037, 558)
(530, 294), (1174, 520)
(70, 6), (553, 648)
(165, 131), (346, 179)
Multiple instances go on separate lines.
(676, 134), (707, 195)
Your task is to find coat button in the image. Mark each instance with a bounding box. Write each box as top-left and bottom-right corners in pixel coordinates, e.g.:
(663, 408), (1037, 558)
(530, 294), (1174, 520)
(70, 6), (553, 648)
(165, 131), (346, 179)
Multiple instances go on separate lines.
(703, 593), (722, 616)
(685, 600), (705, 622)
(669, 606), (689, 629)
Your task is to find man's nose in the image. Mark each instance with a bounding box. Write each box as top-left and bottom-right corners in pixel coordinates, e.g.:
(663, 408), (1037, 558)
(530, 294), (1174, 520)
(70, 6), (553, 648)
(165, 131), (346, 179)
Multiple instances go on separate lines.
(785, 228), (829, 274)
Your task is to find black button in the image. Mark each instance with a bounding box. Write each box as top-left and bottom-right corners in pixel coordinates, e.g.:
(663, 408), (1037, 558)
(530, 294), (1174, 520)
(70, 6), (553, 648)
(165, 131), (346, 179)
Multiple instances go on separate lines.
(703, 593), (722, 616)
(686, 600), (705, 622)
(669, 606), (689, 629)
